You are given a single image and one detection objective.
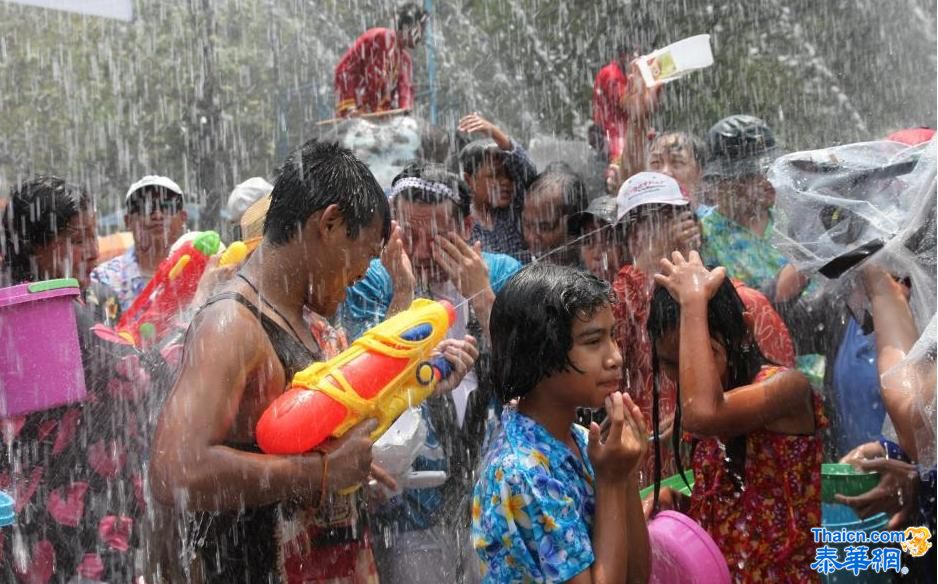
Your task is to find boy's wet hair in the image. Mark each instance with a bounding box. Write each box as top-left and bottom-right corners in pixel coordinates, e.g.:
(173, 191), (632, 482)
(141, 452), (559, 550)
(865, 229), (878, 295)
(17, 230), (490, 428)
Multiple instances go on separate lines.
(392, 161), (472, 218)
(527, 164), (590, 235)
(489, 263), (615, 402)
(2, 175), (91, 284)
(265, 140), (391, 246)
(459, 140), (506, 178)
(647, 275), (765, 499)
(650, 131), (708, 172)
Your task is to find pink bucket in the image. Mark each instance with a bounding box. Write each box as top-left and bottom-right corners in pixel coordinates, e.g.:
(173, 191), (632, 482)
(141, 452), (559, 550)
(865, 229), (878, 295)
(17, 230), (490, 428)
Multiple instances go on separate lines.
(0, 279), (87, 417)
(648, 511), (731, 584)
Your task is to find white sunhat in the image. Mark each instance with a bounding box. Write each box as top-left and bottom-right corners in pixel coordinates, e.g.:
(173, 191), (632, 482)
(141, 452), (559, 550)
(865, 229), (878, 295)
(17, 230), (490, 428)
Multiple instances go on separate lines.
(124, 175), (184, 205)
(615, 171), (690, 222)
(223, 177), (274, 222)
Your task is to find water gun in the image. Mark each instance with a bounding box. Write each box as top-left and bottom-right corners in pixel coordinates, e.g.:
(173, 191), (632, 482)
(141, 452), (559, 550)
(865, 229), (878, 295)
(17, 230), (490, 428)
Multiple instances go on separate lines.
(256, 298), (457, 456)
(117, 231), (221, 346)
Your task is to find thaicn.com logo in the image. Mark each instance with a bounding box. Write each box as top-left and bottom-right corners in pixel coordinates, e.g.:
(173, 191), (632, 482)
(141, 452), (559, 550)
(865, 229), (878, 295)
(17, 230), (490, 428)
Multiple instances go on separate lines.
(810, 525), (933, 576)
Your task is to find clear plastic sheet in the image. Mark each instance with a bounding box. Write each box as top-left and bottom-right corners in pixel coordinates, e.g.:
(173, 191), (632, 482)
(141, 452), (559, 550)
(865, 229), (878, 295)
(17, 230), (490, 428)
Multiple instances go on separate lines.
(771, 137), (937, 331)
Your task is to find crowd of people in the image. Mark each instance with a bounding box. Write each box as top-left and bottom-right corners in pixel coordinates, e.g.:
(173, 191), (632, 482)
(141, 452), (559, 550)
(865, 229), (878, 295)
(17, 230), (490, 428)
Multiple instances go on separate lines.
(0, 3), (935, 584)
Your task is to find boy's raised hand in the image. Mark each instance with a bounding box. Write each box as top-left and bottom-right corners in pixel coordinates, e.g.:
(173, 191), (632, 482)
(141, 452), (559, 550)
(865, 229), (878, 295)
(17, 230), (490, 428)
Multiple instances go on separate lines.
(589, 392), (648, 483)
(654, 250), (726, 305)
(458, 112), (510, 151)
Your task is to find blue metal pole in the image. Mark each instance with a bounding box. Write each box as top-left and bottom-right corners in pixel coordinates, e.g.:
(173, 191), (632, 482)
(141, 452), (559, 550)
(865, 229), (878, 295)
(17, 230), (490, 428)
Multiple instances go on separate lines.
(424, 0), (437, 125)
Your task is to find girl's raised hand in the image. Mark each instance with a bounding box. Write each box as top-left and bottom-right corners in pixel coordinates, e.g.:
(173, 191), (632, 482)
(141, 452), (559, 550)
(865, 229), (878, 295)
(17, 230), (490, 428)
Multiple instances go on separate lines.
(653, 250), (726, 304)
(589, 392), (648, 483)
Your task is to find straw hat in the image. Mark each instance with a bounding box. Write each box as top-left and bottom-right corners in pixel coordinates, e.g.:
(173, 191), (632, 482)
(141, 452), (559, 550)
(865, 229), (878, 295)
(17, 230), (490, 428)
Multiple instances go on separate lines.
(239, 194), (271, 240)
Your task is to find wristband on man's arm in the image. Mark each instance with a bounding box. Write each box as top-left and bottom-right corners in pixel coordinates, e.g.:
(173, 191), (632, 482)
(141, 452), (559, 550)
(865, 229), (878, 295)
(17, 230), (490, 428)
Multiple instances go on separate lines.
(879, 436), (911, 463)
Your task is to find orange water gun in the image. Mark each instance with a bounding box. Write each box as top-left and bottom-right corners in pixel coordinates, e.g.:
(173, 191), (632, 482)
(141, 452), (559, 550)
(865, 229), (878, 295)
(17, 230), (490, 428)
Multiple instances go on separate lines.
(117, 231), (222, 345)
(256, 298), (457, 455)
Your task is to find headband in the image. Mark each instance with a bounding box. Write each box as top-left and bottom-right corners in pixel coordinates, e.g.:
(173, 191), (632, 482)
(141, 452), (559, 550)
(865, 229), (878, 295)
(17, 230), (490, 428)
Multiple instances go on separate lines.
(389, 177), (461, 205)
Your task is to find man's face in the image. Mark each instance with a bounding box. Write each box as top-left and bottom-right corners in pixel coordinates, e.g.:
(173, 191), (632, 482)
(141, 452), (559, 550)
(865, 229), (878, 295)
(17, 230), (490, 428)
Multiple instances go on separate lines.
(314, 214), (386, 317)
(579, 219), (626, 282)
(624, 205), (682, 266)
(648, 136), (703, 201)
(125, 187), (187, 257)
(396, 199), (466, 282)
(35, 208), (99, 287)
(467, 155), (513, 210)
(522, 184), (568, 258)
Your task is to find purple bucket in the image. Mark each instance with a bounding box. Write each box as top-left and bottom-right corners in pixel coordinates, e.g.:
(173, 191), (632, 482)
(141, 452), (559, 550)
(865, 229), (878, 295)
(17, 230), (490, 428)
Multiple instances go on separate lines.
(0, 279), (86, 417)
(648, 511), (731, 584)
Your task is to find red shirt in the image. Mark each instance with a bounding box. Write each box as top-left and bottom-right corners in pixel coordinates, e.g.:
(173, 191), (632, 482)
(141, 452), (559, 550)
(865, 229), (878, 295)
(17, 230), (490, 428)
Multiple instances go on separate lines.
(334, 28), (414, 117)
(612, 265), (796, 485)
(592, 61), (629, 163)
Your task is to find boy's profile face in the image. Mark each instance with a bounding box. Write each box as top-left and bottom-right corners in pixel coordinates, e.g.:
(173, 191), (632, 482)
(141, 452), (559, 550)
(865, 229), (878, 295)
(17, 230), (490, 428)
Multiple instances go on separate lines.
(540, 304), (623, 410)
(310, 212), (385, 317)
(579, 219), (626, 282)
(467, 155), (513, 210)
(35, 208), (99, 288)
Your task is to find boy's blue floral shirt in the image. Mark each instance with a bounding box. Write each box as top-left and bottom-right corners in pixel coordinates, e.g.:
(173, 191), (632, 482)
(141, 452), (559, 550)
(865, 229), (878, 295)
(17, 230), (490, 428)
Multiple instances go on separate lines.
(472, 409), (595, 583)
(698, 206), (789, 292)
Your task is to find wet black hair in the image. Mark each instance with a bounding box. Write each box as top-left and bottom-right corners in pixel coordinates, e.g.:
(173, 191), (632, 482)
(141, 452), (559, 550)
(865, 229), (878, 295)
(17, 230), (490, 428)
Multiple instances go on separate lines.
(646, 276), (765, 505)
(264, 140), (391, 246)
(459, 140), (506, 178)
(650, 131), (708, 172)
(526, 166), (590, 236)
(391, 161), (472, 219)
(489, 263), (615, 403)
(2, 176), (92, 284)
(397, 3), (427, 31)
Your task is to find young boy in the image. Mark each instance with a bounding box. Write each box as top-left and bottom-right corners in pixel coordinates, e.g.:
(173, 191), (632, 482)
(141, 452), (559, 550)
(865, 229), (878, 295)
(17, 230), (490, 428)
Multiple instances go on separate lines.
(472, 263), (650, 583)
(458, 113), (537, 262)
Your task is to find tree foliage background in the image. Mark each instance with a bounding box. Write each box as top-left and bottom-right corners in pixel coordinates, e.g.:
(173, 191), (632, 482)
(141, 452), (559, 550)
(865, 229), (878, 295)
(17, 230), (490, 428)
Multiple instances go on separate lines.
(0, 0), (935, 230)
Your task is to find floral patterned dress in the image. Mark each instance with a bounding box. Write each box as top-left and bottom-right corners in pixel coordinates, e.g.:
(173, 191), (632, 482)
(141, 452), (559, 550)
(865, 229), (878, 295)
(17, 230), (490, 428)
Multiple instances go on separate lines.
(688, 366), (826, 583)
(612, 265), (796, 486)
(471, 409), (596, 583)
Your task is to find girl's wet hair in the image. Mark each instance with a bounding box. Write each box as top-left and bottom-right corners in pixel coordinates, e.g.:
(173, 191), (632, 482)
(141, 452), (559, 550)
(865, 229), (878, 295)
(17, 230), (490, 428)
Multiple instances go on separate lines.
(2, 175), (91, 284)
(391, 160), (472, 218)
(489, 263), (615, 403)
(646, 275), (765, 503)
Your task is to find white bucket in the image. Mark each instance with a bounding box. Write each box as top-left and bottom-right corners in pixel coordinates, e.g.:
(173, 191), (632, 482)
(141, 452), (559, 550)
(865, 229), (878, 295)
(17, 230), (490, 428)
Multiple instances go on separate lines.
(637, 34), (714, 87)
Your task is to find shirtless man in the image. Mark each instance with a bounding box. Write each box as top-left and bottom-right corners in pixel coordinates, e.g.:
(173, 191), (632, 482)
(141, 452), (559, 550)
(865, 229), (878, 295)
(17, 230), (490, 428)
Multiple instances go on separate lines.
(150, 141), (477, 582)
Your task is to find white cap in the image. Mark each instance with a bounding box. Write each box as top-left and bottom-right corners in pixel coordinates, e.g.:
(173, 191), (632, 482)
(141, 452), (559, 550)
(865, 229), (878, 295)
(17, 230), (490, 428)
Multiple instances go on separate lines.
(616, 172), (689, 221)
(223, 177), (273, 222)
(125, 175), (184, 204)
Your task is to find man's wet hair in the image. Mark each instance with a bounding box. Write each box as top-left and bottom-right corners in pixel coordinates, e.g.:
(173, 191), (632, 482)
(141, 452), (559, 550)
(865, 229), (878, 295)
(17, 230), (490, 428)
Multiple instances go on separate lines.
(264, 140), (391, 245)
(647, 275), (766, 497)
(397, 3), (427, 31)
(2, 175), (91, 284)
(650, 131), (708, 172)
(391, 161), (472, 219)
(489, 263), (615, 403)
(526, 164), (590, 235)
